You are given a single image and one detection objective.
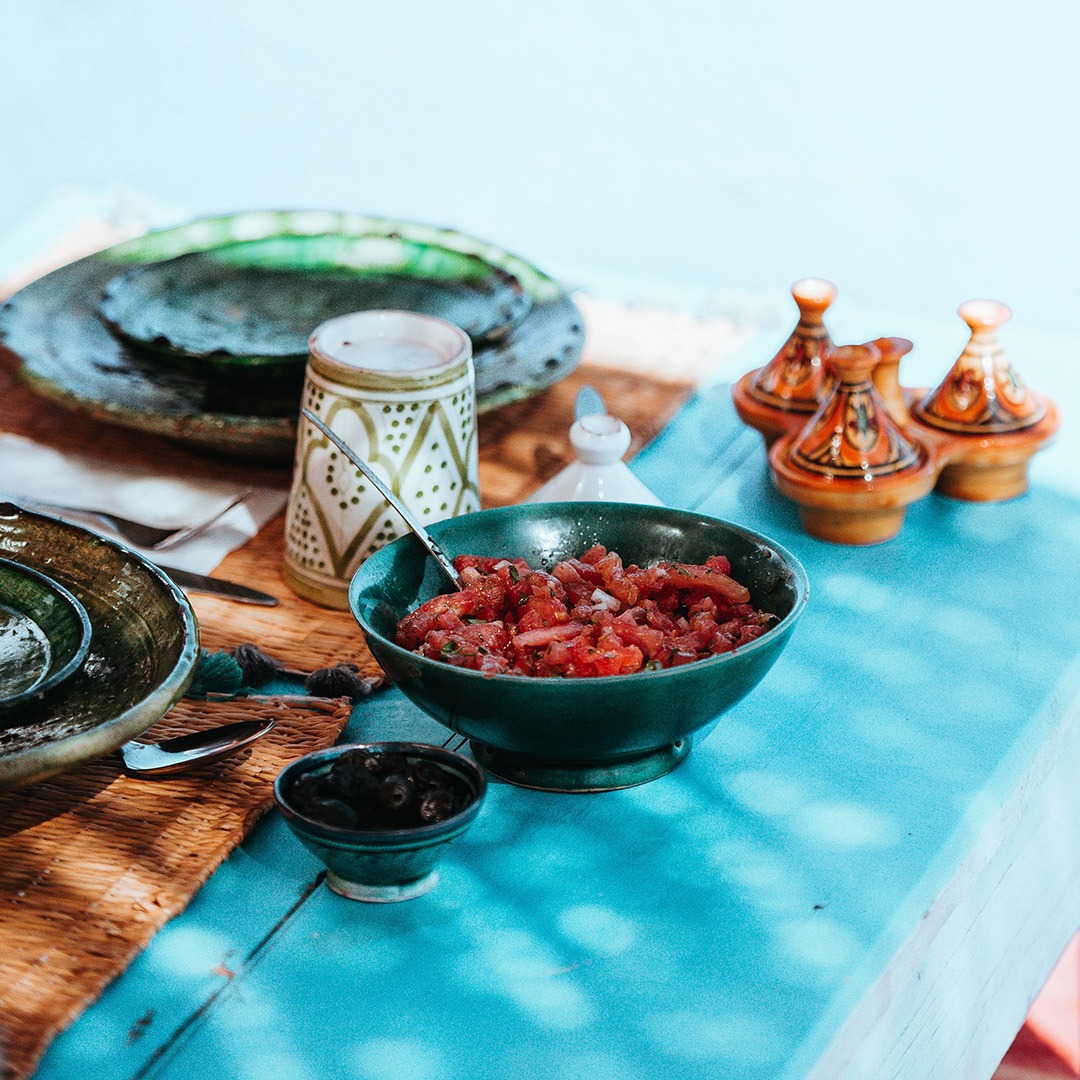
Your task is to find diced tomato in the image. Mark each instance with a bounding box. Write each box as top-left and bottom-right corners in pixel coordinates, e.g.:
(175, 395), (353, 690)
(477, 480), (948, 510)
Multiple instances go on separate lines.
(395, 591), (477, 650)
(610, 612), (665, 659)
(590, 549), (639, 607)
(417, 621), (512, 671)
(511, 621), (585, 650)
(644, 562), (750, 604)
(594, 628), (644, 675)
(666, 648), (702, 667)
(397, 546), (773, 677)
(455, 555), (530, 576)
(643, 606), (678, 634)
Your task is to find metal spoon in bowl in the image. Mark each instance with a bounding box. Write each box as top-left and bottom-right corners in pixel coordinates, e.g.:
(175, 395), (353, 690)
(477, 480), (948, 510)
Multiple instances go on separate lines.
(301, 408), (463, 589)
(119, 718), (275, 777)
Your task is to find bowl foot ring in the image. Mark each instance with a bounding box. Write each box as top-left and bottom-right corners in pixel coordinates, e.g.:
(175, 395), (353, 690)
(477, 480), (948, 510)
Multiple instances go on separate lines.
(325, 869), (440, 903)
(470, 739), (690, 792)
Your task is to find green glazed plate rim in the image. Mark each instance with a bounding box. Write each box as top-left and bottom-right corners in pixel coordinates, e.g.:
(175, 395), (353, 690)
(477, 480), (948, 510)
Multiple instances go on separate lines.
(0, 556), (93, 715)
(0, 210), (584, 465)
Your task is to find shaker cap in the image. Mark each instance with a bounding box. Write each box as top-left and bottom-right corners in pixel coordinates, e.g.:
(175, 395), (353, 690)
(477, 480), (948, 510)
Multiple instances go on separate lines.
(570, 414), (633, 465)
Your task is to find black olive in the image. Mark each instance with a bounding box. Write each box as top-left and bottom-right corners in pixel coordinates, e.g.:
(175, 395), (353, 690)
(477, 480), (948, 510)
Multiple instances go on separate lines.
(408, 761), (445, 790)
(305, 797), (361, 829)
(418, 789), (456, 823)
(289, 770), (331, 812)
(378, 774), (413, 812)
(290, 752), (472, 830)
(325, 759), (380, 803)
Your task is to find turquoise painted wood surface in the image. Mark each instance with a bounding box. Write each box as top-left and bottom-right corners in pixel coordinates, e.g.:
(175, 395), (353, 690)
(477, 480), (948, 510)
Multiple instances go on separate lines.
(31, 319), (1080, 1080)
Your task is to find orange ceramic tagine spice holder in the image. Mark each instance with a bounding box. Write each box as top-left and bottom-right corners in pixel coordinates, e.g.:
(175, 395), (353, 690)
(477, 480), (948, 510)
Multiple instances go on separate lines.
(733, 285), (1060, 545)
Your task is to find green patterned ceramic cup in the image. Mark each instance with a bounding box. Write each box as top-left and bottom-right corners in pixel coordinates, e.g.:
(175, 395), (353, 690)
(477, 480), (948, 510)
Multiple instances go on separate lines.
(283, 311), (481, 609)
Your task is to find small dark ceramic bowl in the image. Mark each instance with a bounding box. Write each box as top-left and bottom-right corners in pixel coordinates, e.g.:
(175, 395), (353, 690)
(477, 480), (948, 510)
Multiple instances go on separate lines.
(274, 742), (487, 903)
(0, 557), (92, 717)
(349, 503), (809, 792)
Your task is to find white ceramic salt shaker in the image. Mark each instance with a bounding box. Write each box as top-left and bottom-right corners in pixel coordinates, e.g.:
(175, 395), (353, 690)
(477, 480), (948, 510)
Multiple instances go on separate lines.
(526, 413), (663, 505)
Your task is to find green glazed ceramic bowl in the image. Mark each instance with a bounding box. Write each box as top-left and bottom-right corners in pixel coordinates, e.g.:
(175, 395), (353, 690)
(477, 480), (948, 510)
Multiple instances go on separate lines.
(274, 742), (487, 903)
(349, 503), (809, 791)
(0, 557), (92, 716)
(0, 503), (200, 789)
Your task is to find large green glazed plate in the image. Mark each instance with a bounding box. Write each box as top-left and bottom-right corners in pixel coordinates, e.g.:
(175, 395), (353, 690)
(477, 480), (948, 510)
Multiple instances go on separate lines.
(0, 503), (200, 790)
(98, 245), (531, 361)
(0, 211), (585, 464)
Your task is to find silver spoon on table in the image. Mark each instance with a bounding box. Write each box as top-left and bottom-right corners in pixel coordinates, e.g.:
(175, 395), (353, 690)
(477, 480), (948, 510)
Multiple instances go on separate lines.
(300, 408), (463, 589)
(119, 719), (275, 777)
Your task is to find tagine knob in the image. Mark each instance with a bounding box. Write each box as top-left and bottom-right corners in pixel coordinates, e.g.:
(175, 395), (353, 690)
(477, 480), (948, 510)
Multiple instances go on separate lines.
(525, 413), (663, 505)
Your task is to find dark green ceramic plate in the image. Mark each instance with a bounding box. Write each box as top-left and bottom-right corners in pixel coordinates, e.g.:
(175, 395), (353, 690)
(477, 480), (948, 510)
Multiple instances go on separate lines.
(350, 503), (809, 792)
(98, 247), (531, 362)
(0, 557), (92, 716)
(0, 503), (200, 789)
(0, 211), (584, 464)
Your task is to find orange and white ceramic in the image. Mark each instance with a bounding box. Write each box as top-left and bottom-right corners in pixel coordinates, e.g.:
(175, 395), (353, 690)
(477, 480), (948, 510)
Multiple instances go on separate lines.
(869, 336), (914, 427)
(733, 278), (838, 444)
(913, 300), (1046, 434)
(734, 292), (1060, 543)
(770, 343), (938, 545)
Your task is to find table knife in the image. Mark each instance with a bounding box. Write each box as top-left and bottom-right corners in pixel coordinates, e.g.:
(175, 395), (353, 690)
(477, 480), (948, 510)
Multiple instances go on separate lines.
(156, 565), (279, 606)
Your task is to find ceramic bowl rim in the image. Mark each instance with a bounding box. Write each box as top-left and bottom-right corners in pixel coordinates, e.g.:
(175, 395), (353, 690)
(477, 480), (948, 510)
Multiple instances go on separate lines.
(0, 555), (94, 712)
(349, 503), (810, 687)
(273, 741), (488, 843)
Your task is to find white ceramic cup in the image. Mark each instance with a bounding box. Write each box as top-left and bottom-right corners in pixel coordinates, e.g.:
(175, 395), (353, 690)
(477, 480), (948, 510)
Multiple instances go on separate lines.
(283, 310), (481, 609)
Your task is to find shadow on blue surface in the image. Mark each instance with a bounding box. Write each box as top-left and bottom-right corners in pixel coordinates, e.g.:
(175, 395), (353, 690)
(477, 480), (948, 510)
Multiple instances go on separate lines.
(36, 386), (1080, 1080)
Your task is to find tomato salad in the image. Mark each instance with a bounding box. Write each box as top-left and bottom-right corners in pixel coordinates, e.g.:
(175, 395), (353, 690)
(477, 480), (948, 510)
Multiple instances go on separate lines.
(394, 545), (774, 678)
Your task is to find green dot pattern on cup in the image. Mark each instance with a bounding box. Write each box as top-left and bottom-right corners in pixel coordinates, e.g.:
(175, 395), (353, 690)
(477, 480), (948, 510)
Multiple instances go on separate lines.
(284, 364), (481, 604)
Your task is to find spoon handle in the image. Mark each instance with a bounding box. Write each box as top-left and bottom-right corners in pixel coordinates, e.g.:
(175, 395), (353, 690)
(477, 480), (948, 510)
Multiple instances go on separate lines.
(301, 409), (462, 589)
(119, 719), (275, 776)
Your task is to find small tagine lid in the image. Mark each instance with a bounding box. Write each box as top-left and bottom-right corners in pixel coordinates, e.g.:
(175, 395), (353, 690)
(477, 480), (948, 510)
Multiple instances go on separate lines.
(748, 277), (838, 413)
(787, 342), (925, 480)
(914, 299), (1047, 434)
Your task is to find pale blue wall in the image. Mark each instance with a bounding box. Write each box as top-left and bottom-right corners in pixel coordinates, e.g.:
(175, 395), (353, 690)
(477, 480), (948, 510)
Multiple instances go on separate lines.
(3, 0), (1077, 329)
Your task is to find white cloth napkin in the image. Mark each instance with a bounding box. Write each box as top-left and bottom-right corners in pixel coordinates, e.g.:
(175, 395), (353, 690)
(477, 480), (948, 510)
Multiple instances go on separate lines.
(0, 434), (289, 574)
